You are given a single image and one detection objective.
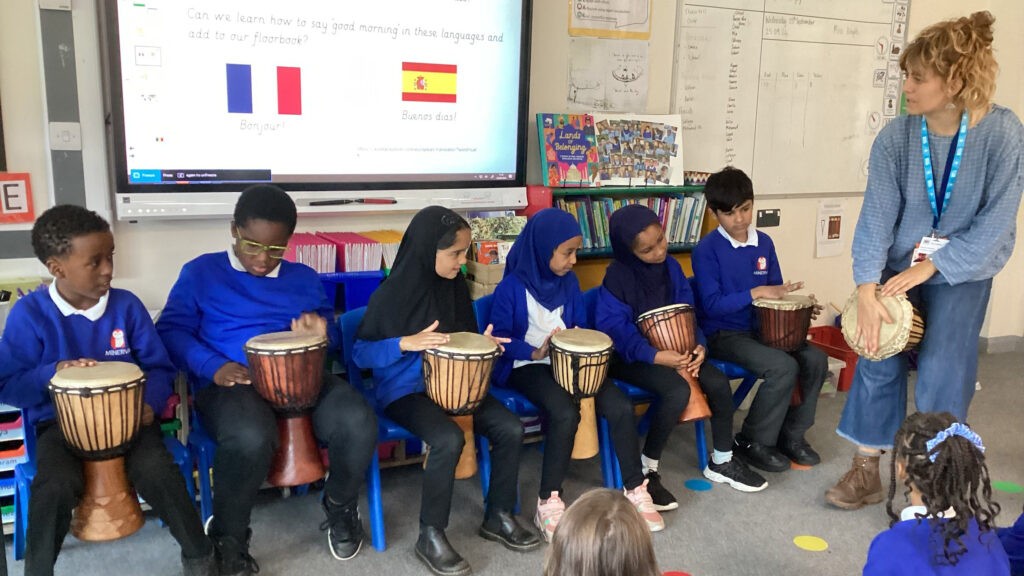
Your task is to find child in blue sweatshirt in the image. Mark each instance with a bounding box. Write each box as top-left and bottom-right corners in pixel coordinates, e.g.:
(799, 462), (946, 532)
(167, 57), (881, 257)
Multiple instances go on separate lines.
(354, 206), (539, 576)
(156, 185), (377, 575)
(691, 167), (827, 474)
(0, 205), (214, 576)
(489, 208), (664, 543)
(596, 204), (767, 497)
(864, 412), (1009, 575)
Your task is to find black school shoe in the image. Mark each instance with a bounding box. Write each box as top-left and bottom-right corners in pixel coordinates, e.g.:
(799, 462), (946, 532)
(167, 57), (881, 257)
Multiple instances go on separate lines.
(211, 530), (259, 576)
(479, 509), (542, 551)
(321, 497), (365, 560)
(415, 525), (472, 576)
(644, 471), (679, 511)
(733, 436), (791, 473)
(778, 436), (821, 466)
(703, 458), (768, 492)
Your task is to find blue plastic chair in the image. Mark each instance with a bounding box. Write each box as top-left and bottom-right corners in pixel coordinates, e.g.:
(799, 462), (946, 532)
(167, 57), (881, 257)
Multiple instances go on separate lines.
(338, 306), (492, 552)
(14, 411), (195, 560)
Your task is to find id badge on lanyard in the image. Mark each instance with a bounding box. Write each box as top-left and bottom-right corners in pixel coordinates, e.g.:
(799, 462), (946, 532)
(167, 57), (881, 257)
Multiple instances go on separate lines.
(912, 112), (966, 266)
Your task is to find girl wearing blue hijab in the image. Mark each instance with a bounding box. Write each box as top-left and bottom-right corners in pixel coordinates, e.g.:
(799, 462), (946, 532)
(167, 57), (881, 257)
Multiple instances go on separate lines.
(596, 205), (767, 504)
(488, 208), (664, 542)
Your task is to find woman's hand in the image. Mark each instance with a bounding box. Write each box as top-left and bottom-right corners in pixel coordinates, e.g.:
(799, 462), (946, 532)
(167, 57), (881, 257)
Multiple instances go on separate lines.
(881, 260), (937, 297)
(482, 324), (511, 353)
(530, 328), (560, 361)
(854, 284), (893, 357)
(399, 320), (450, 352)
(213, 361), (251, 387)
(654, 350), (689, 370)
(291, 312), (327, 338)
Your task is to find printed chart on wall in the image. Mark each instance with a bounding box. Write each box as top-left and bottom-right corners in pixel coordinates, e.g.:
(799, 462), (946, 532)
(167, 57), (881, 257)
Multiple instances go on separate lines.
(671, 0), (909, 196)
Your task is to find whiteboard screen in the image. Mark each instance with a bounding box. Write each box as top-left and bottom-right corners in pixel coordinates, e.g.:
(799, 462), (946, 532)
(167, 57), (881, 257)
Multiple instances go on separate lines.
(672, 0), (909, 196)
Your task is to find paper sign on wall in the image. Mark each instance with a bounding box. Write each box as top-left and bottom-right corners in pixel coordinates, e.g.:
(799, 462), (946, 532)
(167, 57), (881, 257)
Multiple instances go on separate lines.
(815, 199), (845, 258)
(0, 173), (34, 224)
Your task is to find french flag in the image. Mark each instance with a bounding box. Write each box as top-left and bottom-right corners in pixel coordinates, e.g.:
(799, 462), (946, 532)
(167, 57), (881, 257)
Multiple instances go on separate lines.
(226, 64), (302, 115)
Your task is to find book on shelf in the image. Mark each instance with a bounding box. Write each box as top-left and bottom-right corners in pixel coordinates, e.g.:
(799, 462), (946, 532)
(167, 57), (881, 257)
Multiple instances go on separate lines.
(358, 230), (403, 269)
(316, 232), (384, 272)
(537, 113), (599, 187)
(284, 233), (337, 274)
(554, 192), (706, 253)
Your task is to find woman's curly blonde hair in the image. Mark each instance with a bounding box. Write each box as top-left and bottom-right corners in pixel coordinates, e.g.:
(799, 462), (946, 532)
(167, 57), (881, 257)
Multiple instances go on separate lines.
(900, 11), (998, 113)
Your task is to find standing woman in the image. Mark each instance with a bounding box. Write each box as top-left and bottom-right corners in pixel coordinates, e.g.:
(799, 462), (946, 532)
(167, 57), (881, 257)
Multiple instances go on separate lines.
(827, 11), (1024, 510)
(354, 206), (539, 576)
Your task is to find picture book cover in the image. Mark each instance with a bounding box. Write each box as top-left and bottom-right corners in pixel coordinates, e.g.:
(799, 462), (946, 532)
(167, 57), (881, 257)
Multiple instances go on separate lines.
(537, 113), (600, 187)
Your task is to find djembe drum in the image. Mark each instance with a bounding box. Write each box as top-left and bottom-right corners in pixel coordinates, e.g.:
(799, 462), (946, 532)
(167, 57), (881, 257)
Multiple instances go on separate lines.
(636, 304), (712, 422)
(753, 295), (815, 352)
(49, 362), (145, 541)
(245, 331), (328, 486)
(422, 332), (501, 479)
(549, 329), (612, 460)
(841, 290), (925, 361)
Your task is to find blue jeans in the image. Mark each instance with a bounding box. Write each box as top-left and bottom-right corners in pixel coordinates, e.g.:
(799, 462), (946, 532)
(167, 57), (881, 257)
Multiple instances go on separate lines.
(836, 278), (992, 449)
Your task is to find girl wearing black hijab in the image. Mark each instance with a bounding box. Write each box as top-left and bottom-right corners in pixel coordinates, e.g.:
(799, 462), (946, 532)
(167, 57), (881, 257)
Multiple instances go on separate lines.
(354, 206), (539, 576)
(595, 205), (767, 499)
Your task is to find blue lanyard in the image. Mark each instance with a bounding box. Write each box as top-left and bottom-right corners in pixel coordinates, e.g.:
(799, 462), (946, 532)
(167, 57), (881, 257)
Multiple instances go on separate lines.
(920, 111), (967, 230)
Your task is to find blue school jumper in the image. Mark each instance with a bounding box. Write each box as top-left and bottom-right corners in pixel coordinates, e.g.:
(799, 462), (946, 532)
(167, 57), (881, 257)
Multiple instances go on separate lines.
(156, 251), (337, 391)
(691, 229), (783, 337)
(864, 516), (1010, 575)
(0, 287), (174, 426)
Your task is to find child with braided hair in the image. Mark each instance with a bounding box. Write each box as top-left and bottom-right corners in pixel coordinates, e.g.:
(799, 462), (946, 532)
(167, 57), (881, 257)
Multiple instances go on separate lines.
(864, 412), (1010, 574)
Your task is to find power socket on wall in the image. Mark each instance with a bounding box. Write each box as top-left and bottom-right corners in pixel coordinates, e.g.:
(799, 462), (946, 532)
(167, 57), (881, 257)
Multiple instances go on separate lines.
(756, 209), (780, 227)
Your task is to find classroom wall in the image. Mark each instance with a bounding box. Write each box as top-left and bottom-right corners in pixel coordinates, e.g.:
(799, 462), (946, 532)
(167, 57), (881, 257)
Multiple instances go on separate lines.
(1, 0), (1021, 347)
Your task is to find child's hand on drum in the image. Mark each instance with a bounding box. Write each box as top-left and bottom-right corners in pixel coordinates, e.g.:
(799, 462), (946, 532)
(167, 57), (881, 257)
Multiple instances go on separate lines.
(530, 328), (560, 361)
(854, 284), (895, 356)
(400, 320), (450, 352)
(752, 281), (803, 300)
(809, 294), (824, 320)
(56, 358), (97, 372)
(291, 312), (327, 338)
(684, 345), (706, 376)
(654, 350), (689, 370)
(482, 324), (511, 352)
(214, 361), (252, 386)
(141, 404), (155, 426)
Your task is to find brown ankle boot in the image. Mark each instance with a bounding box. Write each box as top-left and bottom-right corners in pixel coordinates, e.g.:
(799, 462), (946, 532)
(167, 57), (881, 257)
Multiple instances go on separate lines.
(825, 454), (883, 510)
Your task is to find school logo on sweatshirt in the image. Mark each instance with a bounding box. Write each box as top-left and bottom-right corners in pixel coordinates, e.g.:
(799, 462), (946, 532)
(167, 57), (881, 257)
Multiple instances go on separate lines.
(756, 257), (767, 272)
(105, 329), (131, 357)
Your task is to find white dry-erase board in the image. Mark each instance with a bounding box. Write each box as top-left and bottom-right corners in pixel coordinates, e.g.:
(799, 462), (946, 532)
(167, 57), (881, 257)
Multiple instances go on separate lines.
(671, 0), (910, 196)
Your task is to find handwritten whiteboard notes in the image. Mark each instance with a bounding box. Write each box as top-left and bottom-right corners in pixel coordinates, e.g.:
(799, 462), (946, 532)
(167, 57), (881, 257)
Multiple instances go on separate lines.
(672, 0), (909, 196)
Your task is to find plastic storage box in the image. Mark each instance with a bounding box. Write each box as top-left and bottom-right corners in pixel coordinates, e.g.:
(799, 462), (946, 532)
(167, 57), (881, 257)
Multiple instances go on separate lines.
(807, 326), (859, 392)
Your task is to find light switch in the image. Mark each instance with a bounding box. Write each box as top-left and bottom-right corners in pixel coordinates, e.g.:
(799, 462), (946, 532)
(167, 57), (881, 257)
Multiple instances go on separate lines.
(48, 122), (82, 151)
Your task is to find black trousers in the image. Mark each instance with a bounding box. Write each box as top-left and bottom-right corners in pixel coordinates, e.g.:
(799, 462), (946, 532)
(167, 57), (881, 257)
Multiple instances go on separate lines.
(507, 363), (644, 496)
(707, 330), (827, 446)
(611, 356), (735, 455)
(26, 421), (208, 576)
(384, 393), (522, 530)
(197, 374), (377, 542)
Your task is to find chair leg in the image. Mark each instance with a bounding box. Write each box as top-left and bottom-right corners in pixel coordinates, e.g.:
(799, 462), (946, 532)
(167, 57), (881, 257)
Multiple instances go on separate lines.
(477, 436), (492, 507)
(13, 467), (30, 561)
(196, 443), (214, 525)
(693, 420), (708, 471)
(598, 417), (622, 489)
(365, 451), (386, 552)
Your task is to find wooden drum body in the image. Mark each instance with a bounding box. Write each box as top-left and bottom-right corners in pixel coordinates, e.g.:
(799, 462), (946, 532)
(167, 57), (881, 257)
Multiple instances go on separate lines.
(637, 304), (711, 423)
(245, 331), (328, 487)
(49, 362), (145, 542)
(549, 329), (612, 460)
(841, 290), (925, 361)
(423, 332), (500, 479)
(753, 295), (815, 352)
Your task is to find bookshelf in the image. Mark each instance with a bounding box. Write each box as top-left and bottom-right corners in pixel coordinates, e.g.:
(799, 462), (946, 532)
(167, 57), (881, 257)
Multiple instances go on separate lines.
(551, 185), (708, 260)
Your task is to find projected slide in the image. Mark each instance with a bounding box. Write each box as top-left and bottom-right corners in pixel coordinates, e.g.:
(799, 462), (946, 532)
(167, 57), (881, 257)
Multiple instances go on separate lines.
(115, 0), (524, 184)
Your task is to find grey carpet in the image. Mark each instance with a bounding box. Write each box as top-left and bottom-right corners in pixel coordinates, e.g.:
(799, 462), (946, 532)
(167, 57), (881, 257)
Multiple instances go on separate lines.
(5, 351), (1022, 575)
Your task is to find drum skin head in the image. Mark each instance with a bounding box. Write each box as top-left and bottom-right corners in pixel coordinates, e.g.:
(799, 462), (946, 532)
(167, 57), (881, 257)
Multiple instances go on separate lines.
(551, 328), (613, 352)
(841, 290), (915, 361)
(637, 303), (692, 320)
(245, 330), (327, 351)
(434, 332), (499, 355)
(51, 362), (144, 388)
(753, 295), (814, 310)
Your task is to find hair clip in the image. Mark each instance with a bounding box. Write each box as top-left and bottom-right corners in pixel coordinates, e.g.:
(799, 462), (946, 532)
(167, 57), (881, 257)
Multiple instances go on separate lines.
(925, 422), (985, 462)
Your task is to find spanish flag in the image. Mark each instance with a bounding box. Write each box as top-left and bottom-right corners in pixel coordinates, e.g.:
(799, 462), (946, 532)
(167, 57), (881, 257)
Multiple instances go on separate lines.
(402, 62), (457, 103)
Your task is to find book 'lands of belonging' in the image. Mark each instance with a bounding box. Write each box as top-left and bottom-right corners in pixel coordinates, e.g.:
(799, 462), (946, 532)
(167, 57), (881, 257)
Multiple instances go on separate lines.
(537, 113), (599, 187)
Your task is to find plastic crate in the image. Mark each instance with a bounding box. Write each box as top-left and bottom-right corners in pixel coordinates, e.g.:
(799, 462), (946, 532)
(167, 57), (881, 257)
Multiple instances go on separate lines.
(319, 271), (385, 312)
(808, 326), (858, 392)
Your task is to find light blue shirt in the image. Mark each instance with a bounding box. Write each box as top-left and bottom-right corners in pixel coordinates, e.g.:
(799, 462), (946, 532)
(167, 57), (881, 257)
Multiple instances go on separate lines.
(852, 105), (1024, 286)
